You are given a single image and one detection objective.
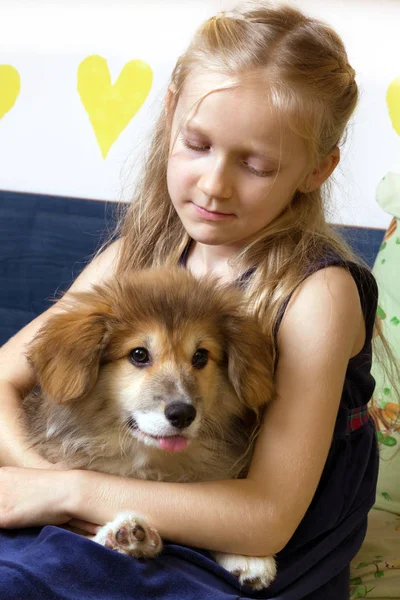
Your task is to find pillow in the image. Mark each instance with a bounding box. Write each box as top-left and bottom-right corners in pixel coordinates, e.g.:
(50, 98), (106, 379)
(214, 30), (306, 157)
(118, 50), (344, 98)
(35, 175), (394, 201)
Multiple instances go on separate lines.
(350, 172), (400, 599)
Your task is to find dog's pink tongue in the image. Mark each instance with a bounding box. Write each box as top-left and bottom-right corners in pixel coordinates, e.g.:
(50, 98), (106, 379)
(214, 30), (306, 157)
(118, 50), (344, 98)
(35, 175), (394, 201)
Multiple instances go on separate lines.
(158, 436), (188, 452)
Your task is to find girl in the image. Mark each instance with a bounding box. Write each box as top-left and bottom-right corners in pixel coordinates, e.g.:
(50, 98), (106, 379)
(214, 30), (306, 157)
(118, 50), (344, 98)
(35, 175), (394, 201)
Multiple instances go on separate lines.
(0, 2), (379, 599)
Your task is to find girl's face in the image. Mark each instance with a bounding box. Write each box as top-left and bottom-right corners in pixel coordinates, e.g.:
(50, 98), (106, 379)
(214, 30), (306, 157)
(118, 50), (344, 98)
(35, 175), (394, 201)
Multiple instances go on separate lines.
(167, 72), (310, 250)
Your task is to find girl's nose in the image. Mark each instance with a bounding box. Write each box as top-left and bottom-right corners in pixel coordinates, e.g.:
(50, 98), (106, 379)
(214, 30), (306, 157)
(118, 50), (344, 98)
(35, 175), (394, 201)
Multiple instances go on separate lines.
(197, 158), (233, 200)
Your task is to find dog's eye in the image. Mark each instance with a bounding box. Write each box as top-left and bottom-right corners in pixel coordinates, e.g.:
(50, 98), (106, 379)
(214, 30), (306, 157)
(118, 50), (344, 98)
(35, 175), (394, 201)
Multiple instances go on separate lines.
(192, 348), (209, 369)
(130, 347), (150, 365)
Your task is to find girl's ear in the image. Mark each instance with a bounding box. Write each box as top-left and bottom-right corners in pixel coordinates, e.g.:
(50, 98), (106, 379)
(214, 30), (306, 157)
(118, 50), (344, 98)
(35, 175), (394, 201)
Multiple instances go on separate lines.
(299, 146), (340, 192)
(26, 305), (110, 404)
(224, 313), (275, 413)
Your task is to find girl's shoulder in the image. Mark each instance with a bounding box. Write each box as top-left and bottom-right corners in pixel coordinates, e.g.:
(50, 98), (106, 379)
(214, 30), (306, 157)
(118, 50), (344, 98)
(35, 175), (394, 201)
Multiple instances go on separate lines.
(274, 252), (378, 346)
(273, 259), (378, 375)
(306, 254), (378, 337)
(279, 265), (366, 342)
(307, 252), (378, 303)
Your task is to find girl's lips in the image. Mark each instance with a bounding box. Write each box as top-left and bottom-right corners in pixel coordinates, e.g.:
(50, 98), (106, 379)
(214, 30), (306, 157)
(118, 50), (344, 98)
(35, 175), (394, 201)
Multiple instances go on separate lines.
(192, 203), (234, 221)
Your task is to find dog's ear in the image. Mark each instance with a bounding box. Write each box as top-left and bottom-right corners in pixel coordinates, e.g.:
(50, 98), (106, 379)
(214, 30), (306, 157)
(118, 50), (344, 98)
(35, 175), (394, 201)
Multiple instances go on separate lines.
(26, 299), (111, 403)
(224, 312), (275, 413)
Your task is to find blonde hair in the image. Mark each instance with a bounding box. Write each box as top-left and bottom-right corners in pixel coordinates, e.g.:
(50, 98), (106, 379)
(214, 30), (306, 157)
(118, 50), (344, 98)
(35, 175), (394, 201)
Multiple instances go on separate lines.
(115, 1), (360, 355)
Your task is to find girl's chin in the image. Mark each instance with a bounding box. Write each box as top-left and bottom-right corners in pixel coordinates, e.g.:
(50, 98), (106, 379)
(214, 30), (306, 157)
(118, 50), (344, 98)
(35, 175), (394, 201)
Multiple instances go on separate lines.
(183, 223), (239, 247)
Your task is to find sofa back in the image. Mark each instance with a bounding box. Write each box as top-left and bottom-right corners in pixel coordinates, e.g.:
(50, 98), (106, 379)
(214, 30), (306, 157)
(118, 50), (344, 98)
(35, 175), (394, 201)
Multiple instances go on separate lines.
(0, 189), (385, 345)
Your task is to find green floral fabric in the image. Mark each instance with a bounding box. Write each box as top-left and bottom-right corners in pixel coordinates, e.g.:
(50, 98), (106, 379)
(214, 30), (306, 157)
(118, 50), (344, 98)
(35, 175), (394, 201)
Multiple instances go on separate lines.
(350, 172), (400, 598)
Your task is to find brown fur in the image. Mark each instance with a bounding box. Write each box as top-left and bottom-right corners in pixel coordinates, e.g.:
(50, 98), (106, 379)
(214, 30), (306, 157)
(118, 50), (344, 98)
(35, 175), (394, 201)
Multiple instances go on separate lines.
(23, 267), (274, 483)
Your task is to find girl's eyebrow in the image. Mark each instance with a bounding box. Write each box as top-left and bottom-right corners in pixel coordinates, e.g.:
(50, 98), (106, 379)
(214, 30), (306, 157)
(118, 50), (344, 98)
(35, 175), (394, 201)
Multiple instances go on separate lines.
(183, 121), (282, 164)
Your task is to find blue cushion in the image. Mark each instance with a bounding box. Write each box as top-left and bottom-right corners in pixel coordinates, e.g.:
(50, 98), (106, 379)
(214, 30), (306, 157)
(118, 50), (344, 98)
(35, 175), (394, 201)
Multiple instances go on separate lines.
(0, 190), (117, 344)
(335, 225), (385, 271)
(0, 190), (385, 345)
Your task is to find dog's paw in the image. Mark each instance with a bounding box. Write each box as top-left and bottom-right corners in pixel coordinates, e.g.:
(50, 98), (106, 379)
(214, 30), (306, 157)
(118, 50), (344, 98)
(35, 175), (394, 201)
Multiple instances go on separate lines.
(93, 510), (162, 558)
(212, 552), (277, 591)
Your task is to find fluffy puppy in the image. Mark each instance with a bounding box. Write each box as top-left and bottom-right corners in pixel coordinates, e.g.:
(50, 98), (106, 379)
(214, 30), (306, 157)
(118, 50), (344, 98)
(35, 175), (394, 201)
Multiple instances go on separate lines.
(23, 267), (276, 590)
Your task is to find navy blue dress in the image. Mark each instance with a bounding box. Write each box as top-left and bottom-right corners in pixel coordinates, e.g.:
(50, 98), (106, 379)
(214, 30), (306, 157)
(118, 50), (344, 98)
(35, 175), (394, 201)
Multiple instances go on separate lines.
(0, 252), (379, 599)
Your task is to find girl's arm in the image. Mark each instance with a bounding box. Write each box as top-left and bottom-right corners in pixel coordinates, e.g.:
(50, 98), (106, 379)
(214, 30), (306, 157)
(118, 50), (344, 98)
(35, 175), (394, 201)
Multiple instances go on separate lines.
(0, 239), (123, 467)
(61, 266), (364, 557)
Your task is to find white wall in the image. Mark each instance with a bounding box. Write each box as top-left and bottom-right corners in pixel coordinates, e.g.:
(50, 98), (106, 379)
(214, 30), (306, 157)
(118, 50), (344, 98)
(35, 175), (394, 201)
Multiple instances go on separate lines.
(0, 0), (399, 228)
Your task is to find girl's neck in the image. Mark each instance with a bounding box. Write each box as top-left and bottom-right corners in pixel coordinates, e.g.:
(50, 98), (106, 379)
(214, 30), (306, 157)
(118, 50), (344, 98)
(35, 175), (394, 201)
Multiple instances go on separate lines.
(185, 241), (239, 283)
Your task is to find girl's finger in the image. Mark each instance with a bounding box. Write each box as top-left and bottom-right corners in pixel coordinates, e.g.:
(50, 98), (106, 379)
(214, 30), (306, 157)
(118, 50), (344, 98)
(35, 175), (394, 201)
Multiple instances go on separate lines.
(67, 519), (100, 534)
(60, 523), (95, 539)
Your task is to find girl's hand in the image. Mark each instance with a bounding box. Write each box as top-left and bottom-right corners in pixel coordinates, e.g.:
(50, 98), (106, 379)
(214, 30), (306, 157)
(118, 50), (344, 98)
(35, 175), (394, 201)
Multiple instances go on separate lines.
(13, 451), (55, 470)
(0, 466), (76, 528)
(61, 518), (100, 539)
(23, 451), (82, 471)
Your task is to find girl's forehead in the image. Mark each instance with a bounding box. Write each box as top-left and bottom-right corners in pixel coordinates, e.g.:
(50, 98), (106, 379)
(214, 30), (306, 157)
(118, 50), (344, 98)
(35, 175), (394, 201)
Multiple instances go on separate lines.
(177, 73), (274, 130)
(175, 72), (305, 155)
(181, 70), (269, 105)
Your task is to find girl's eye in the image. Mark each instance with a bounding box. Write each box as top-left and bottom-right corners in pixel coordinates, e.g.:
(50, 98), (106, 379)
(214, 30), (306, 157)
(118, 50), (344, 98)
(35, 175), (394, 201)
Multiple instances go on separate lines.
(130, 347), (150, 366)
(245, 164), (275, 178)
(181, 137), (209, 152)
(192, 348), (209, 369)
(181, 135), (274, 178)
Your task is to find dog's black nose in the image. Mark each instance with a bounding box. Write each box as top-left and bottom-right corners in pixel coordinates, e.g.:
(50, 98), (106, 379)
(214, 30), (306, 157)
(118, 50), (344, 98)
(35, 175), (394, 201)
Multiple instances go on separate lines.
(164, 402), (196, 429)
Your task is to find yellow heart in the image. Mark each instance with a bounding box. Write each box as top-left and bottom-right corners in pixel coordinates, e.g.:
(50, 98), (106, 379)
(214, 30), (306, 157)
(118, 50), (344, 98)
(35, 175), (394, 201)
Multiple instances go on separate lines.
(0, 65), (20, 120)
(77, 55), (153, 159)
(386, 75), (400, 137)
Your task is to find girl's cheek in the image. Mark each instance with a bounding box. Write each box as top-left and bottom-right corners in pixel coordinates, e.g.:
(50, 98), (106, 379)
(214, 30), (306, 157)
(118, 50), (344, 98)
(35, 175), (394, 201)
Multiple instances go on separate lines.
(169, 157), (197, 187)
(167, 165), (190, 206)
